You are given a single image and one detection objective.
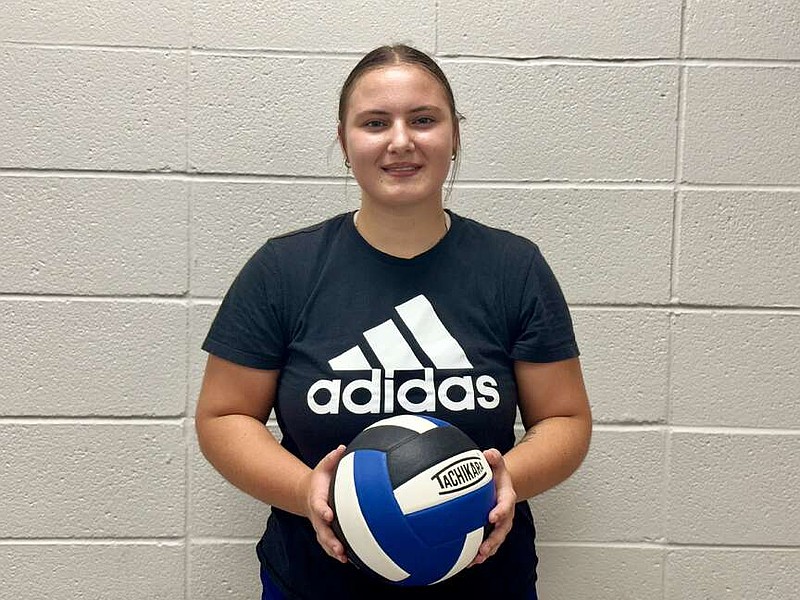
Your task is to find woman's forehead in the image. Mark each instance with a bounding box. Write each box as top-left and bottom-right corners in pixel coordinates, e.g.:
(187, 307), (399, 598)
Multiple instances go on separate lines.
(347, 65), (449, 111)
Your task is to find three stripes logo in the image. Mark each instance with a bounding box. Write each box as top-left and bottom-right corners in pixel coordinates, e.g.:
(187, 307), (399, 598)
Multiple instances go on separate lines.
(307, 295), (500, 415)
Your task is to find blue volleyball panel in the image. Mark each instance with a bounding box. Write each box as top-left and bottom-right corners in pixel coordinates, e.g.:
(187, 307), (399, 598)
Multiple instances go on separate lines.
(404, 479), (496, 547)
(419, 416), (451, 428)
(353, 449), (465, 586)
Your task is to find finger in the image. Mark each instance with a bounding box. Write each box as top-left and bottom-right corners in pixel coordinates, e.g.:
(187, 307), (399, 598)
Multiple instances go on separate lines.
(483, 447), (504, 468)
(316, 527), (347, 563)
(310, 497), (334, 523)
(472, 524), (508, 566)
(488, 500), (514, 529)
(308, 446), (348, 517)
(318, 444), (347, 471)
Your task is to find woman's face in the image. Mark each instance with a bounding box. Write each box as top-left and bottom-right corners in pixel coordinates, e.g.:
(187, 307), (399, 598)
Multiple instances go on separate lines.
(339, 65), (457, 210)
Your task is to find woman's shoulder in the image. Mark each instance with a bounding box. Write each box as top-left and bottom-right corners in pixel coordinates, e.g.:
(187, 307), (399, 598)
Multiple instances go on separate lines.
(251, 212), (351, 265)
(269, 212), (350, 248)
(450, 211), (542, 261)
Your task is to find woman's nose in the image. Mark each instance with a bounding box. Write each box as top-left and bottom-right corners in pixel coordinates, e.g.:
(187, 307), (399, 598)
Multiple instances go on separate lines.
(387, 122), (415, 153)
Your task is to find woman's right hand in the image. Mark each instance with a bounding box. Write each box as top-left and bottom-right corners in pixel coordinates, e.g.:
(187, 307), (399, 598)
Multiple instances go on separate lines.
(300, 444), (348, 563)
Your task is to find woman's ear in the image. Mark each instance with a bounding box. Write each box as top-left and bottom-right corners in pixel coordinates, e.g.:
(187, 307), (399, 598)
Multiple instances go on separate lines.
(337, 123), (348, 163)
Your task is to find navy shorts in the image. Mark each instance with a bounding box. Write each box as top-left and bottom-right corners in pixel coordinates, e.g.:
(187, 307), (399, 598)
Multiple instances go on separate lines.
(261, 566), (537, 599)
(261, 567), (287, 600)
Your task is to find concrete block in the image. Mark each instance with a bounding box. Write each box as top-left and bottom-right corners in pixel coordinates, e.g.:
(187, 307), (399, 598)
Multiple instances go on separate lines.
(450, 188), (673, 304)
(189, 422), (278, 537)
(445, 62), (678, 182)
(0, 300), (186, 417)
(683, 67), (800, 184)
(190, 542), (261, 600)
(530, 430), (665, 542)
(0, 543), (185, 599)
(440, 0), (680, 58)
(668, 433), (800, 545)
(0, 177), (188, 295)
(0, 48), (185, 171)
(671, 312), (800, 428)
(685, 0), (800, 59)
(537, 545), (663, 599)
(191, 181), (353, 297)
(189, 55), (353, 175)
(192, 0), (434, 52)
(0, 423), (185, 537)
(571, 309), (669, 424)
(3, 0), (189, 47)
(666, 548), (800, 600)
(678, 190), (800, 307)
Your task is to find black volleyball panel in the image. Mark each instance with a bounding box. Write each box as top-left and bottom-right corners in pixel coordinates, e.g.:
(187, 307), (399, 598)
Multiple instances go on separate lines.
(387, 426), (479, 489)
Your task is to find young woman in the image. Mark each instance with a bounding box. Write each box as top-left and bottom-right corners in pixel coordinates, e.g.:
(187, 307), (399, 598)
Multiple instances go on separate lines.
(196, 44), (592, 599)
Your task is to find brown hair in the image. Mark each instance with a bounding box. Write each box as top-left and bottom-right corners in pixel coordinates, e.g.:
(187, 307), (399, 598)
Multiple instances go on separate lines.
(338, 45), (464, 177)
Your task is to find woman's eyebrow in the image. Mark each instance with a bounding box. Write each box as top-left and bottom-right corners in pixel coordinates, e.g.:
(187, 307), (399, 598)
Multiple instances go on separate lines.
(353, 105), (444, 119)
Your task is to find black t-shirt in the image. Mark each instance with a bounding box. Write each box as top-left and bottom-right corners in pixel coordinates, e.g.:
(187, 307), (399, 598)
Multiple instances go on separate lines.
(203, 210), (579, 599)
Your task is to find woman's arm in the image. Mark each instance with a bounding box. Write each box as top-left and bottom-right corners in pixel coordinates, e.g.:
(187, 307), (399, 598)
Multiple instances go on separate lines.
(195, 354), (348, 562)
(470, 357), (591, 565)
(504, 357), (592, 500)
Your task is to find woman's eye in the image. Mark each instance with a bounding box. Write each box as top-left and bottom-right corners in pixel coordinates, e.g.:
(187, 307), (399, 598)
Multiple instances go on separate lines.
(414, 116), (435, 125)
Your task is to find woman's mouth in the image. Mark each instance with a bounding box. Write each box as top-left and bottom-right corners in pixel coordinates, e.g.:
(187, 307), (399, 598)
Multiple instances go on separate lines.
(382, 163), (422, 177)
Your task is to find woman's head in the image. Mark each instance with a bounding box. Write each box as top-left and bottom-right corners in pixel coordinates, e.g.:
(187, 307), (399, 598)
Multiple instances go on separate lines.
(338, 45), (462, 159)
(337, 45), (463, 208)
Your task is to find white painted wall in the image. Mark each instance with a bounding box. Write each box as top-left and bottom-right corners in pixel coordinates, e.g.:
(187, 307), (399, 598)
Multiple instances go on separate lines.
(1, 1), (798, 598)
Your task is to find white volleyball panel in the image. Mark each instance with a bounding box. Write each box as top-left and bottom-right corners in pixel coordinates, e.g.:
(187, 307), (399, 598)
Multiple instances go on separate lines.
(364, 414), (439, 434)
(432, 527), (484, 584)
(333, 453), (410, 582)
(392, 449), (492, 514)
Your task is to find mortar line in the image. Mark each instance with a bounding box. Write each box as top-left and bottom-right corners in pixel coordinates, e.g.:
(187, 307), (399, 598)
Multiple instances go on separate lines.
(184, 48), (365, 59)
(670, 33), (688, 304)
(183, 181), (192, 600)
(591, 423), (800, 435)
(0, 417), (184, 425)
(188, 537), (262, 545)
(2, 294), (798, 313)
(535, 541), (800, 551)
(0, 293), (192, 302)
(182, 414), (190, 600)
(184, 44), (191, 177)
(570, 304), (800, 314)
(3, 169), (800, 191)
(434, 0), (439, 55)
(0, 41), (186, 53)
(2, 537), (794, 551)
(663, 307), (676, 599)
(3, 40), (800, 67)
(438, 55), (800, 68)
(0, 538), (185, 545)
(664, 5), (689, 590)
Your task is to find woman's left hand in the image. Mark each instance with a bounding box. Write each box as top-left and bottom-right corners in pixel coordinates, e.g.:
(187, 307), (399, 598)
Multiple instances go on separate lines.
(469, 448), (516, 567)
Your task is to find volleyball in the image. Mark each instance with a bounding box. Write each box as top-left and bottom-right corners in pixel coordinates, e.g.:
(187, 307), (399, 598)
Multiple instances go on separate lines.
(329, 415), (496, 586)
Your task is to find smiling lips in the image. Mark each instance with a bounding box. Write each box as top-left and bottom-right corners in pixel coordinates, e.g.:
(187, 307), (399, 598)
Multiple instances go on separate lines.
(382, 162), (422, 176)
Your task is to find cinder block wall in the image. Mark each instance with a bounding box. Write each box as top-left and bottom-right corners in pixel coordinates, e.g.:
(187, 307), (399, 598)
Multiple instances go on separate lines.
(2, 2), (798, 599)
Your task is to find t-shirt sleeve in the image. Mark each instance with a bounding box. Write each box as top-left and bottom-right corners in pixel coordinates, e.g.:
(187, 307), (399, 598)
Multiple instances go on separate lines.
(510, 246), (580, 363)
(202, 243), (287, 370)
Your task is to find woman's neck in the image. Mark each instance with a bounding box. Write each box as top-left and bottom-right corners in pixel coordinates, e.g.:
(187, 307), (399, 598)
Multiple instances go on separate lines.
(354, 202), (450, 259)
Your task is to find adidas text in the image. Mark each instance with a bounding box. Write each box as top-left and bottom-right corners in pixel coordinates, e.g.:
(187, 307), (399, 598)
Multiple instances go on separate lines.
(307, 368), (500, 415)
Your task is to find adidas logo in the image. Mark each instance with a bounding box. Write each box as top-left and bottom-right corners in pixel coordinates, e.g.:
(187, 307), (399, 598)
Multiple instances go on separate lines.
(307, 295), (500, 415)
